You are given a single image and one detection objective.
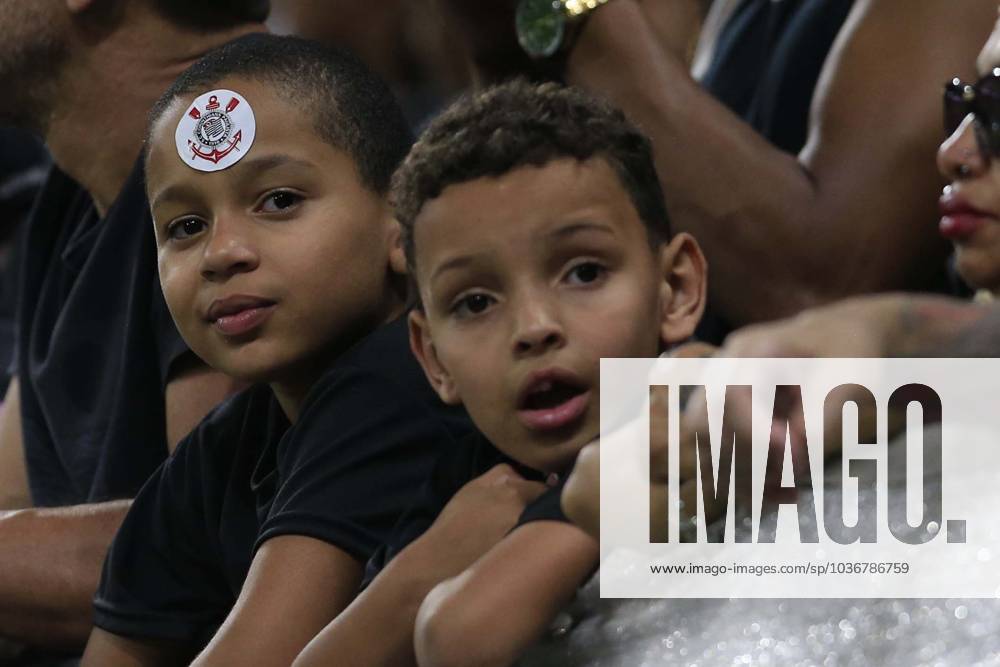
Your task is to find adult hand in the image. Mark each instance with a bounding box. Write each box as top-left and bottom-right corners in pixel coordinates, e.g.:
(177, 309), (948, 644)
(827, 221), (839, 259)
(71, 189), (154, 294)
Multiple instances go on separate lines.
(674, 295), (913, 510)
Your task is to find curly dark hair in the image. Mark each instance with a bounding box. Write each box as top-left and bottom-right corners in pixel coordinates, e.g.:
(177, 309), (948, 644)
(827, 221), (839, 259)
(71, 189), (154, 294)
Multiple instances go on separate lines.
(392, 79), (671, 274)
(147, 33), (412, 194)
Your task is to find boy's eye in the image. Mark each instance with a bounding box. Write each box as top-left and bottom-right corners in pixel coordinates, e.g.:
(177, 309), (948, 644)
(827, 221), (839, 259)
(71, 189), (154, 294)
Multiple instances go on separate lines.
(258, 190), (302, 213)
(566, 261), (605, 285)
(167, 218), (206, 240)
(451, 293), (495, 318)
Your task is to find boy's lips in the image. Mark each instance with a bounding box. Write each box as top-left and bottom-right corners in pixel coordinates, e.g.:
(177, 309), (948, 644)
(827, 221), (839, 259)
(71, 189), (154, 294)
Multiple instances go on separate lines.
(205, 295), (276, 337)
(516, 368), (591, 432)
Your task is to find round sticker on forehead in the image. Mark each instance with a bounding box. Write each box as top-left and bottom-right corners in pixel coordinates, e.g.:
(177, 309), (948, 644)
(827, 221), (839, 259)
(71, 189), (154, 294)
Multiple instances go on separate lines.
(175, 89), (256, 172)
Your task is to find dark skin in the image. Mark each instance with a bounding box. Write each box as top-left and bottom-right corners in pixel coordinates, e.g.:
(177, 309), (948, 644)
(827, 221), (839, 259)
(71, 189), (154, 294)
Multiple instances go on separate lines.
(434, 0), (997, 327)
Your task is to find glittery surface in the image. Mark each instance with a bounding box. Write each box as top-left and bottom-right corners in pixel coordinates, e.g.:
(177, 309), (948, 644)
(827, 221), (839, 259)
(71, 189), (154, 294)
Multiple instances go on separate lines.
(520, 429), (1000, 666)
(522, 589), (1000, 666)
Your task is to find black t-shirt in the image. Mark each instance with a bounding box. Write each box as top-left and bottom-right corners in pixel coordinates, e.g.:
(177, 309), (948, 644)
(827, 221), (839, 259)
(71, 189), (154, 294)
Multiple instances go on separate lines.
(14, 160), (190, 506)
(361, 431), (568, 589)
(93, 318), (473, 646)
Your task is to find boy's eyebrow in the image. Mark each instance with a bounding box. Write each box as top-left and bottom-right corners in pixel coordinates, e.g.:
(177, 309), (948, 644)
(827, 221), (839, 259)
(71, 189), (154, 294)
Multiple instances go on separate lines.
(238, 153), (317, 173)
(428, 222), (617, 283)
(429, 254), (484, 284)
(547, 221), (618, 239)
(149, 182), (202, 211)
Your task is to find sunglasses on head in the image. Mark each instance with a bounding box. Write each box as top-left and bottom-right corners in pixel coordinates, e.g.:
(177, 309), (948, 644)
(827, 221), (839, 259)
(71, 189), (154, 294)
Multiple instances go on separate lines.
(944, 67), (1000, 158)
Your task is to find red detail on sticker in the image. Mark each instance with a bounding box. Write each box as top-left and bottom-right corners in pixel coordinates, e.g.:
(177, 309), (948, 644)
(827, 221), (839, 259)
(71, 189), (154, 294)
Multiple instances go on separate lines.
(188, 129), (243, 164)
(206, 95), (220, 110)
(226, 98), (240, 113)
(188, 107), (201, 120)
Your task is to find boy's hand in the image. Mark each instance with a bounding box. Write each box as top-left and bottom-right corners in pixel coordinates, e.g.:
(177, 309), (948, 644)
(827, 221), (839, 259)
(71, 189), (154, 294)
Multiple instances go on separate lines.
(420, 464), (547, 579)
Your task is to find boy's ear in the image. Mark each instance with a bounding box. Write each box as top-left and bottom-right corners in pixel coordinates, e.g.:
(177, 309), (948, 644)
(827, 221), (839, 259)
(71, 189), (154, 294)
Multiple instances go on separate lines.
(408, 310), (461, 405)
(387, 218), (408, 276)
(657, 232), (708, 346)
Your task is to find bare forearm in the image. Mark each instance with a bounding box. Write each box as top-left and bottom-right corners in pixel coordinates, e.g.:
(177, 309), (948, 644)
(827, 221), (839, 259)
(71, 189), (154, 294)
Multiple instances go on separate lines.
(566, 0), (993, 325)
(568, 1), (829, 321)
(415, 525), (598, 667)
(893, 296), (1000, 358)
(0, 500), (129, 649)
(294, 540), (447, 667)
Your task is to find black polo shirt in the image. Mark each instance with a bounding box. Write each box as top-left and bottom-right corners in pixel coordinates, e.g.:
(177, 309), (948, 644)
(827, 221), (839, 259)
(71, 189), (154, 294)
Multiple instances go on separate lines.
(93, 318), (473, 646)
(14, 160), (190, 507)
(361, 430), (569, 589)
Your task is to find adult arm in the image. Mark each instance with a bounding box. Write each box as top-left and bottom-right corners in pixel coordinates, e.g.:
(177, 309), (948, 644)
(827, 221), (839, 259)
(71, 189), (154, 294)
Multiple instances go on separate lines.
(0, 379), (28, 509)
(440, 0), (996, 325)
(414, 521), (598, 667)
(294, 464), (547, 667)
(0, 364), (236, 649)
(164, 356), (243, 453)
(712, 292), (1000, 359)
(0, 500), (130, 649)
(564, 0), (995, 325)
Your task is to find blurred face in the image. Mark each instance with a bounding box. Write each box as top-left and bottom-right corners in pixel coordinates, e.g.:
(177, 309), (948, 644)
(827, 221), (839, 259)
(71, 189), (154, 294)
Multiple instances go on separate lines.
(938, 13), (1000, 293)
(0, 0), (67, 127)
(147, 77), (402, 397)
(410, 158), (699, 474)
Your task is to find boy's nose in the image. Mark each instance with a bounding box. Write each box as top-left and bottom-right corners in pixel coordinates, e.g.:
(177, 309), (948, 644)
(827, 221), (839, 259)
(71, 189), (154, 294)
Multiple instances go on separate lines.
(938, 114), (988, 181)
(511, 298), (566, 356)
(200, 218), (260, 280)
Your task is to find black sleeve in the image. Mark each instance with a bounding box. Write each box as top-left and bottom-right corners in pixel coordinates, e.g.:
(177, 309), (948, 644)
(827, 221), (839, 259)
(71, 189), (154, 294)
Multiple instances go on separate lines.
(255, 363), (460, 562)
(360, 433), (513, 589)
(92, 404), (239, 644)
(516, 479), (570, 526)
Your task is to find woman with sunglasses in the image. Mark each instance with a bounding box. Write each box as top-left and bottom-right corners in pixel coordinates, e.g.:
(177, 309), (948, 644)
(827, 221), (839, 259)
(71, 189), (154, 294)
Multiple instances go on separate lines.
(939, 18), (1000, 298)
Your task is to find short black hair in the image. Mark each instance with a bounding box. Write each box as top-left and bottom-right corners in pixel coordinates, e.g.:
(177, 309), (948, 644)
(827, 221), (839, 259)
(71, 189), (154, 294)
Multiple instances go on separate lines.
(148, 0), (269, 31)
(392, 79), (671, 274)
(147, 33), (413, 194)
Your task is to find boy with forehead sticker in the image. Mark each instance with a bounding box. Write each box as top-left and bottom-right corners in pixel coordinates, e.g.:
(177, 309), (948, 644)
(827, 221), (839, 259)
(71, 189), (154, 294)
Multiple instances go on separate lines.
(81, 34), (477, 667)
(297, 80), (708, 666)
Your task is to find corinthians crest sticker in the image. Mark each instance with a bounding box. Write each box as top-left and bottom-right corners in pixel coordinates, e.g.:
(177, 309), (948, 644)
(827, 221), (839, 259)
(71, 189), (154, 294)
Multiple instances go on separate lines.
(175, 89), (256, 172)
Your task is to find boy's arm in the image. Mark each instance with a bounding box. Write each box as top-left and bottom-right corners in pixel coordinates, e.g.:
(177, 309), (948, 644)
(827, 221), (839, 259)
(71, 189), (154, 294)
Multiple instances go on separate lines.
(83, 535), (363, 667)
(414, 521), (598, 667)
(190, 535), (362, 667)
(294, 464), (546, 667)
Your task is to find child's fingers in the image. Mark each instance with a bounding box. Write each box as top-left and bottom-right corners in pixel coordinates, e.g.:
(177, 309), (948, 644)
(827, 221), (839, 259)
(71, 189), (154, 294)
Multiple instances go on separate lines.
(513, 478), (548, 504)
(481, 463), (546, 503)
